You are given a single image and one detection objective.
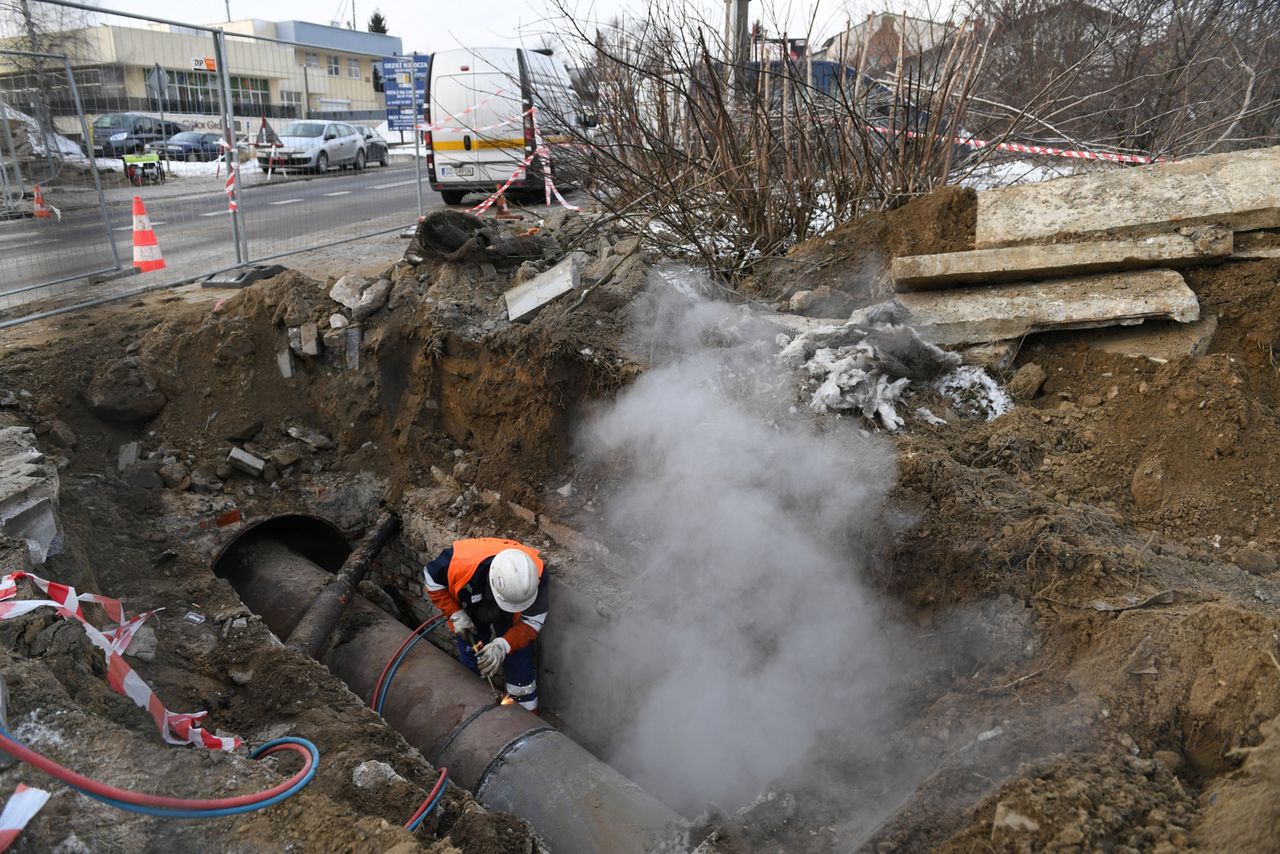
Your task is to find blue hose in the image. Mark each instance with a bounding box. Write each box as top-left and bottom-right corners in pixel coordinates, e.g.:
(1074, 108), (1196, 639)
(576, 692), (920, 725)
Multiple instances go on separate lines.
(406, 781), (448, 832)
(375, 617), (447, 715)
(78, 738), (320, 818)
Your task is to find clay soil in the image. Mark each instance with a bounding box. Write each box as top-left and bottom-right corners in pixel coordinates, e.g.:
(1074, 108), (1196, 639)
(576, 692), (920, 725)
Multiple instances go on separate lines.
(1, 195), (1279, 853)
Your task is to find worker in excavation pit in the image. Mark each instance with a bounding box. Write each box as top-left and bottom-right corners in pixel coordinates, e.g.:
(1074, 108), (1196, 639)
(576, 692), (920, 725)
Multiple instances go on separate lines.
(422, 538), (546, 712)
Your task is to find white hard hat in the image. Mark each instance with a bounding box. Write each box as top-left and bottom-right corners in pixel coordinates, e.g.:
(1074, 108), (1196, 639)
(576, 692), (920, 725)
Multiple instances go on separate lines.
(490, 549), (539, 613)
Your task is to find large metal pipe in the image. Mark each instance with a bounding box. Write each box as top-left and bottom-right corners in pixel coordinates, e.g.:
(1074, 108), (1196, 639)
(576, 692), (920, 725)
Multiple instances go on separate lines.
(223, 538), (689, 854)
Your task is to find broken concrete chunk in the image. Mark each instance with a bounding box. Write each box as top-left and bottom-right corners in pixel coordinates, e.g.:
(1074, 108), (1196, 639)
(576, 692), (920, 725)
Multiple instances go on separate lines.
(351, 759), (405, 789)
(157, 462), (191, 490)
(504, 254), (581, 322)
(613, 236), (641, 256)
(117, 442), (140, 473)
(287, 326), (303, 354)
(1007, 363), (1047, 401)
(0, 426), (60, 564)
(46, 421), (77, 451)
(352, 279), (391, 322)
(329, 313), (349, 330)
(1083, 314), (1217, 364)
(851, 270), (1199, 347)
(123, 623), (156, 661)
(286, 426), (335, 451)
(276, 349), (294, 379)
(300, 322), (320, 357)
(345, 327), (362, 369)
(329, 274), (368, 310)
(122, 461), (163, 490)
(227, 447), (266, 478)
(976, 146), (1280, 248)
(893, 225), (1232, 291)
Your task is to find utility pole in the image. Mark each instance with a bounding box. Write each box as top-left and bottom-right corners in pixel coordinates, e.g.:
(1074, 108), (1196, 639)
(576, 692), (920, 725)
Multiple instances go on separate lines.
(351, 0), (356, 30)
(732, 0), (749, 96)
(224, 0), (231, 21)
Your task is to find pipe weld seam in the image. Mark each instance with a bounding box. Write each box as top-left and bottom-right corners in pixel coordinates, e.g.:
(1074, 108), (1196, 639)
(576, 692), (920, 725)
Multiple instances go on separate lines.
(473, 727), (557, 798)
(428, 702), (500, 766)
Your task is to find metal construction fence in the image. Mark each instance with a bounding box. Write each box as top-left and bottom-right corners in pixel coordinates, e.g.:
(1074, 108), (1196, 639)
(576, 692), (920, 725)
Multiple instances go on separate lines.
(0, 0), (433, 326)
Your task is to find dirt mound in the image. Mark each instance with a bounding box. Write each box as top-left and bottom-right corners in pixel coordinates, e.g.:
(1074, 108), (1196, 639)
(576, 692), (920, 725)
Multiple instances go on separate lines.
(744, 186), (976, 310)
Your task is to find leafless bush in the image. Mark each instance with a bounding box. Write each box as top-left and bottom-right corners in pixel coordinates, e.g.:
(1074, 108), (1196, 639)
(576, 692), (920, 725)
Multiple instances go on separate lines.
(546, 0), (1276, 282)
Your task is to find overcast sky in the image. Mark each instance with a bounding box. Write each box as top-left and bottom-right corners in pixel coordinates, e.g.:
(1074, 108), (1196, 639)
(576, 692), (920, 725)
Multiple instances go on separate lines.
(98, 0), (877, 55)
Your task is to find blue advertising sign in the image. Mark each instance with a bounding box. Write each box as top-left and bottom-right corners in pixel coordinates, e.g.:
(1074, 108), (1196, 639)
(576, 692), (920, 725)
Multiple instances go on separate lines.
(381, 54), (430, 131)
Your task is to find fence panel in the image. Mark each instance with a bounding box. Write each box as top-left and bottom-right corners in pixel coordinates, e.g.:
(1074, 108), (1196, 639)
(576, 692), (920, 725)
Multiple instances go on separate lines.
(0, 0), (431, 326)
(0, 48), (122, 309)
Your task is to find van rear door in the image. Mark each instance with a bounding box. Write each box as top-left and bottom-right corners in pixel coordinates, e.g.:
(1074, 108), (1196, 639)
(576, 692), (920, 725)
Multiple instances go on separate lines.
(430, 48), (527, 189)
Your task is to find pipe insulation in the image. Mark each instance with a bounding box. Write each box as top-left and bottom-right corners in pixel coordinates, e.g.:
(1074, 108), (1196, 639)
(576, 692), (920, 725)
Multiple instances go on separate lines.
(222, 539), (689, 854)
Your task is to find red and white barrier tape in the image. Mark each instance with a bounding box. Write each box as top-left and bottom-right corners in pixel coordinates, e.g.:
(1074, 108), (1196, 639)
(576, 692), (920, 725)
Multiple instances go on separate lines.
(426, 88), (508, 129)
(866, 123), (1158, 164)
(530, 107), (580, 212)
(468, 147), (542, 215)
(417, 106), (533, 135)
(0, 784), (49, 852)
(0, 572), (240, 752)
(216, 138), (242, 207)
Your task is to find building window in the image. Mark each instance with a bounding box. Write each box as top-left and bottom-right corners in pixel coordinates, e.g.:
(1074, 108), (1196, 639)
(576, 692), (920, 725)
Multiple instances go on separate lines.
(304, 52), (320, 69)
(347, 57), (360, 79)
(281, 90), (301, 106)
(229, 75), (270, 110)
(164, 69), (220, 114)
(327, 55), (339, 76)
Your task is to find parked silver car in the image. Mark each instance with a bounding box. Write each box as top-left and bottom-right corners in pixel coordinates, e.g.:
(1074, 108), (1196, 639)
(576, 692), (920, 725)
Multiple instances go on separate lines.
(257, 120), (365, 173)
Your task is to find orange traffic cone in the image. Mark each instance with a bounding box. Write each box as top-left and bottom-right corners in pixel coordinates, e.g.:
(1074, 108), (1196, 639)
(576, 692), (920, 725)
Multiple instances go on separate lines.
(131, 196), (165, 272)
(32, 185), (51, 219)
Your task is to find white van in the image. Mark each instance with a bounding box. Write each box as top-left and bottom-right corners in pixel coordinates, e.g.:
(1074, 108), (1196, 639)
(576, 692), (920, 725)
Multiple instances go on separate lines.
(426, 47), (588, 206)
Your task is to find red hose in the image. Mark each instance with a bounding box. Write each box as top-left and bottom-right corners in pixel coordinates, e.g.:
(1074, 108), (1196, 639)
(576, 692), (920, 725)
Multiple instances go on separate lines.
(372, 616), (445, 710)
(404, 767), (448, 829)
(0, 731), (312, 810)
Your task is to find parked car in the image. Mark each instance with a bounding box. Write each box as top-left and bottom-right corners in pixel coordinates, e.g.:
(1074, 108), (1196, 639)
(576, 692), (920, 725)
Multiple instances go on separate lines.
(360, 126), (389, 166)
(257, 120), (365, 173)
(160, 131), (223, 161)
(91, 113), (189, 158)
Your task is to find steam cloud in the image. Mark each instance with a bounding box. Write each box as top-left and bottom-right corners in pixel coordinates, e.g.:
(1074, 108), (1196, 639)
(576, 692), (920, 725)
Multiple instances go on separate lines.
(568, 267), (907, 815)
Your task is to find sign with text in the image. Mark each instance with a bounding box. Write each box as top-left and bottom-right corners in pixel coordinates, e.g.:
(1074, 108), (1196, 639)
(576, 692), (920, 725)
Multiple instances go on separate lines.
(381, 54), (429, 132)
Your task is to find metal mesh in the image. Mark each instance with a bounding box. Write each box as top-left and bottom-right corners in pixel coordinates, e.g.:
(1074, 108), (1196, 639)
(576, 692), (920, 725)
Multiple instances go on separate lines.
(0, 1), (429, 325)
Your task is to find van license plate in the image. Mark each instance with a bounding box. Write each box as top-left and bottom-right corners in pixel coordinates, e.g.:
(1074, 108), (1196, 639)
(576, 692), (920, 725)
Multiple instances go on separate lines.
(455, 166), (474, 177)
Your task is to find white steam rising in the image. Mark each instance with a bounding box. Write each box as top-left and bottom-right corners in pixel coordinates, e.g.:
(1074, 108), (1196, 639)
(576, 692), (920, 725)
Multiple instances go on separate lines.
(570, 269), (905, 814)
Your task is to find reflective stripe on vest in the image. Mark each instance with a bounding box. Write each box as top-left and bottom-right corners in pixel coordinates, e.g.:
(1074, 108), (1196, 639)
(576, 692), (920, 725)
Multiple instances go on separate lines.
(447, 538), (543, 602)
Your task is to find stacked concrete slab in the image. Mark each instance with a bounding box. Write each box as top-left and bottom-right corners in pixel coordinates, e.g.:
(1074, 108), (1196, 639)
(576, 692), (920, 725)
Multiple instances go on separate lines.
(882, 145), (1280, 351)
(0, 427), (60, 564)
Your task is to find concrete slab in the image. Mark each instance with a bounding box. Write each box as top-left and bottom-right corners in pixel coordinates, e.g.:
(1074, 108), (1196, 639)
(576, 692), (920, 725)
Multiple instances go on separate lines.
(1083, 314), (1218, 363)
(849, 270), (1200, 347)
(975, 145), (1280, 248)
(1231, 229), (1280, 260)
(504, 254), (582, 322)
(0, 427), (59, 564)
(893, 226), (1232, 291)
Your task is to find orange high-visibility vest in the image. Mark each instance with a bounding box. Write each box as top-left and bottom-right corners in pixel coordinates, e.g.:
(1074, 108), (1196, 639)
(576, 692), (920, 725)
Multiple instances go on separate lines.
(446, 538), (543, 602)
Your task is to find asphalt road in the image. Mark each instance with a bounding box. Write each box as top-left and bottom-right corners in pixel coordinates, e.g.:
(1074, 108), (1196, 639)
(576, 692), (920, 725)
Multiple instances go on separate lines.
(0, 159), (442, 302)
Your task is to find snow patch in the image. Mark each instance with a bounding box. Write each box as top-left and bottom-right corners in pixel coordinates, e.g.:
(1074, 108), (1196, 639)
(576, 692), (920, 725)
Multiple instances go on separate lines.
(934, 365), (1012, 421)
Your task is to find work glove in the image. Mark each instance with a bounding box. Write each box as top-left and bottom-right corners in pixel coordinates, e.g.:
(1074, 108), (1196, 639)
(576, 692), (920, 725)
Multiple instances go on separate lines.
(476, 637), (510, 678)
(449, 610), (476, 645)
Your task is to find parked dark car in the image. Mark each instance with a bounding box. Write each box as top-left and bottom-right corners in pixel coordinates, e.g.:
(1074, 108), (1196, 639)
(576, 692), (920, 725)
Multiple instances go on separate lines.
(360, 126), (389, 167)
(161, 131), (223, 161)
(91, 113), (189, 158)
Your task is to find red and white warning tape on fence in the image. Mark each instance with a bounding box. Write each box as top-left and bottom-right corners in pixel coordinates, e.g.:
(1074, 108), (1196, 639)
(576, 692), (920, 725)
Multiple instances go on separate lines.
(530, 107), (580, 212)
(0, 784), (50, 852)
(866, 123), (1159, 164)
(215, 138), (241, 209)
(0, 572), (240, 752)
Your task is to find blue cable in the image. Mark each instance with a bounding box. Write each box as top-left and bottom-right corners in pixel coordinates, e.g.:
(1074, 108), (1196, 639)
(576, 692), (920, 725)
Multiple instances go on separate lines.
(0, 729), (320, 819)
(375, 617), (447, 715)
(406, 775), (449, 832)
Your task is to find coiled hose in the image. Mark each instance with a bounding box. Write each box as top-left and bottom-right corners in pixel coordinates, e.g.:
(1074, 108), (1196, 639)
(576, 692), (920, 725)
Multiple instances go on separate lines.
(0, 728), (317, 818)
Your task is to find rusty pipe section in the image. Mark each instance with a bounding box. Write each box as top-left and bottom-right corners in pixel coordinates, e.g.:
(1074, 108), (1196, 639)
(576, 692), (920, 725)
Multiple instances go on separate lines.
(227, 539), (688, 854)
(285, 510), (400, 658)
